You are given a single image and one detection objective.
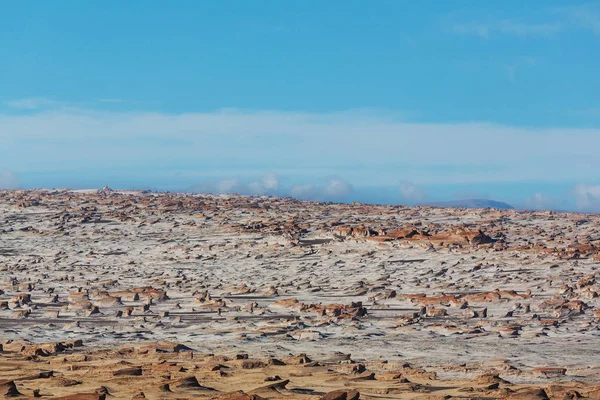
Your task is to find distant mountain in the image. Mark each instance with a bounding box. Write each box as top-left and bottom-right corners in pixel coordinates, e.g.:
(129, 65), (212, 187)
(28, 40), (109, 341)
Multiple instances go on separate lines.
(424, 199), (514, 210)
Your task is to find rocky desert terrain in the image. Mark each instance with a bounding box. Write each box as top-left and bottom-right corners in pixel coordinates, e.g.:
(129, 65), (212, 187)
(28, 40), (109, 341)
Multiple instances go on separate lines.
(1, 188), (600, 399)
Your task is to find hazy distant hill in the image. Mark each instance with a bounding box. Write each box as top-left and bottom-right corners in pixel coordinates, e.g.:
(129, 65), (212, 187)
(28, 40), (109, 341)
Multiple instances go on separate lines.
(425, 199), (514, 210)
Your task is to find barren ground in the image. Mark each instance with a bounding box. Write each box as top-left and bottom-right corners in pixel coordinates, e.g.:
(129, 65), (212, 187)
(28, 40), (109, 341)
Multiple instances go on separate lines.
(1, 189), (600, 399)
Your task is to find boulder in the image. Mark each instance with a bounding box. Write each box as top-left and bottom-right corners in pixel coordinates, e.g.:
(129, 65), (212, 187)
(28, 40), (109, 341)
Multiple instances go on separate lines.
(321, 390), (360, 400)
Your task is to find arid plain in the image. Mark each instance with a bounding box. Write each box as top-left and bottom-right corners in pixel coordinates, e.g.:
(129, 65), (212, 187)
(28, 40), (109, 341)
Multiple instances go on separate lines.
(1, 189), (600, 399)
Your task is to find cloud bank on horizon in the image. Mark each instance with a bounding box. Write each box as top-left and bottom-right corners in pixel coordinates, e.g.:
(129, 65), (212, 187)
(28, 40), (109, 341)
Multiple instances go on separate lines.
(0, 104), (600, 211)
(0, 170), (20, 190)
(2, 104), (600, 182)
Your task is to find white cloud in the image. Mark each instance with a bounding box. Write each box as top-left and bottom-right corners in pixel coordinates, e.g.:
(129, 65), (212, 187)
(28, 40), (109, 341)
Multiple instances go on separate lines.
(452, 20), (561, 38)
(256, 173), (280, 193)
(4, 97), (66, 110)
(0, 170), (20, 189)
(189, 179), (241, 194)
(574, 184), (600, 212)
(525, 192), (555, 210)
(505, 57), (537, 82)
(215, 178), (242, 194)
(399, 181), (427, 203)
(289, 183), (318, 200)
(452, 5), (600, 39)
(98, 98), (126, 104)
(498, 21), (562, 36)
(570, 107), (600, 118)
(559, 4), (600, 35)
(290, 177), (354, 202)
(323, 178), (353, 199)
(3, 106), (600, 187)
(190, 174), (352, 202)
(452, 23), (492, 38)
(191, 173), (281, 196)
(246, 173), (281, 195)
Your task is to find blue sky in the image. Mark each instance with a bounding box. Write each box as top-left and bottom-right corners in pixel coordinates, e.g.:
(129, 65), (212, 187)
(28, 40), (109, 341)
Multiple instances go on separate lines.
(1, 1), (600, 211)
